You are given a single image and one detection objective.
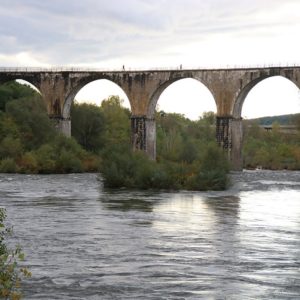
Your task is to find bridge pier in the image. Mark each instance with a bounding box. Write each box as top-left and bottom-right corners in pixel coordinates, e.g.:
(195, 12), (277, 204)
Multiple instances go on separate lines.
(50, 117), (71, 137)
(145, 117), (156, 160)
(231, 118), (243, 171)
(131, 115), (156, 160)
(216, 116), (243, 170)
(216, 116), (232, 151)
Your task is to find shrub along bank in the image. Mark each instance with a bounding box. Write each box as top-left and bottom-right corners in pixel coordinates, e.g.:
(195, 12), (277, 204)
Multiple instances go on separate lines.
(243, 122), (300, 170)
(100, 144), (229, 191)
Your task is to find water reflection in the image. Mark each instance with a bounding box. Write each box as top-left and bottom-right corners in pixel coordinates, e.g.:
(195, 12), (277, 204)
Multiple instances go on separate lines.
(99, 190), (159, 212)
(239, 190), (300, 229)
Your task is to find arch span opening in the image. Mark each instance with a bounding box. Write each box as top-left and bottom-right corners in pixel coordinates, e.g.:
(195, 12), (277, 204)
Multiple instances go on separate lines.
(240, 76), (300, 170)
(75, 79), (131, 109)
(154, 78), (218, 162)
(242, 76), (300, 119)
(70, 79), (132, 152)
(156, 78), (216, 120)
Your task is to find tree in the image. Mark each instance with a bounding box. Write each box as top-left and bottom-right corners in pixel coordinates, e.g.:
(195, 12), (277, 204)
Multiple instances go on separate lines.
(0, 208), (31, 299)
(199, 111), (215, 125)
(5, 95), (55, 150)
(0, 81), (38, 112)
(100, 96), (131, 147)
(71, 102), (105, 151)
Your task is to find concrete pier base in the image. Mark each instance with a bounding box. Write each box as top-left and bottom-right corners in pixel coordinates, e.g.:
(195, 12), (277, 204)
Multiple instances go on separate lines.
(231, 118), (243, 171)
(131, 115), (156, 160)
(51, 117), (71, 137)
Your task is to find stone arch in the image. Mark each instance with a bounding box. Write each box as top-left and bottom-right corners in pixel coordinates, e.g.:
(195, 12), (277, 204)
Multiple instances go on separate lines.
(0, 77), (41, 95)
(147, 76), (216, 118)
(63, 76), (132, 119)
(231, 74), (300, 170)
(233, 74), (300, 119)
(143, 76), (217, 161)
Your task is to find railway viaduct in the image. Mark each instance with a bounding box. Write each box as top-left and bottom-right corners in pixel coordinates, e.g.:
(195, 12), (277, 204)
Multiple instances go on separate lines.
(0, 66), (300, 170)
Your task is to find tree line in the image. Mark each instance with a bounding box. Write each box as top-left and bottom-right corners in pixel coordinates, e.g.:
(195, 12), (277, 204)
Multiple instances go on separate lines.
(243, 120), (300, 169)
(0, 82), (300, 183)
(0, 81), (229, 190)
(2, 80), (300, 186)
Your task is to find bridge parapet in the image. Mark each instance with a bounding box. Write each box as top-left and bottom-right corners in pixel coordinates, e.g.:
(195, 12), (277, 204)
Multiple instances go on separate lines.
(1, 63), (300, 73)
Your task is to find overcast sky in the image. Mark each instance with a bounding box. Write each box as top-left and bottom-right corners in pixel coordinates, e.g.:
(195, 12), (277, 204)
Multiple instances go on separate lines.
(2, 0), (300, 118)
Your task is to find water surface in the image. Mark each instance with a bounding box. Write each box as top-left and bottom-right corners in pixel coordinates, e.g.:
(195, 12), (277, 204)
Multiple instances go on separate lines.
(0, 170), (300, 299)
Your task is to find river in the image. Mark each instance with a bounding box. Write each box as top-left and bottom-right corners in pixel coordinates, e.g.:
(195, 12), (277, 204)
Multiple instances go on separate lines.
(0, 170), (300, 299)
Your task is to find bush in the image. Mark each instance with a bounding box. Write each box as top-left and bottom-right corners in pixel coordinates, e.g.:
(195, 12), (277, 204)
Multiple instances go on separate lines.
(33, 144), (57, 174)
(56, 150), (83, 173)
(0, 158), (17, 173)
(81, 155), (101, 172)
(193, 144), (229, 190)
(186, 169), (228, 191)
(0, 208), (31, 299)
(0, 137), (23, 160)
(100, 143), (229, 191)
(100, 145), (138, 188)
(18, 152), (39, 174)
(6, 95), (56, 150)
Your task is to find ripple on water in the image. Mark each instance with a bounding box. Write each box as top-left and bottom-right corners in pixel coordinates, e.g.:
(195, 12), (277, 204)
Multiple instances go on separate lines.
(0, 171), (299, 299)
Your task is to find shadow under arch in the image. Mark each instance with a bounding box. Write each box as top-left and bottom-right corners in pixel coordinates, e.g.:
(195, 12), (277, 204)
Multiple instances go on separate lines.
(147, 76), (217, 118)
(63, 76), (132, 119)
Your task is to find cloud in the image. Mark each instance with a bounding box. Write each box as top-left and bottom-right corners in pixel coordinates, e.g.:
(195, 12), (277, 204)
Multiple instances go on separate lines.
(0, 0), (299, 66)
(0, 52), (50, 67)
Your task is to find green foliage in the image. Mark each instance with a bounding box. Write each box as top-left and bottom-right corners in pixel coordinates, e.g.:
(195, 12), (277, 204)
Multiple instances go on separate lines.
(33, 144), (57, 174)
(0, 208), (31, 299)
(199, 111), (216, 125)
(71, 96), (131, 153)
(249, 113), (300, 126)
(101, 134), (230, 191)
(292, 114), (300, 130)
(56, 150), (83, 173)
(0, 81), (37, 112)
(71, 102), (105, 151)
(18, 152), (38, 174)
(186, 144), (230, 190)
(0, 82), (230, 188)
(243, 123), (300, 170)
(0, 81), (98, 174)
(5, 95), (55, 150)
(100, 96), (131, 147)
(0, 137), (23, 160)
(0, 159), (17, 173)
(0, 115), (20, 141)
(101, 148), (229, 191)
(101, 147), (176, 189)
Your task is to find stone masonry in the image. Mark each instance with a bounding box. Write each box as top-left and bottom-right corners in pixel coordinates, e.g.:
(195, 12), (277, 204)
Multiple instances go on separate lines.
(1, 66), (300, 170)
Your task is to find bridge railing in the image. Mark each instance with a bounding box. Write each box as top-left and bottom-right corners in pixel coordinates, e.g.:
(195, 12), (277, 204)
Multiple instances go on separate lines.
(0, 63), (300, 73)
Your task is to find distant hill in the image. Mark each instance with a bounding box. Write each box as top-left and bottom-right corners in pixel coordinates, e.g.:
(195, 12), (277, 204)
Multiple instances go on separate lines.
(245, 113), (300, 126)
